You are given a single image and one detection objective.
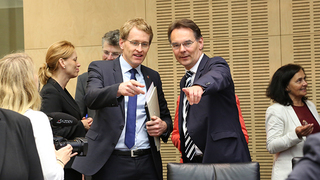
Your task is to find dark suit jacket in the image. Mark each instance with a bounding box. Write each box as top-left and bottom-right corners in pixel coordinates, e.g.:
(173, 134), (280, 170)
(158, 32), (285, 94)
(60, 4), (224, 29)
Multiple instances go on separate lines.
(287, 133), (320, 180)
(72, 57), (172, 180)
(40, 78), (86, 139)
(0, 108), (44, 180)
(179, 54), (251, 163)
(75, 72), (96, 118)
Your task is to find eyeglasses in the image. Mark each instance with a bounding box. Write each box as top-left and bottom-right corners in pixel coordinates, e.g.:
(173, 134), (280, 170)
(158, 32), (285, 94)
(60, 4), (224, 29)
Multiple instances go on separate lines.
(103, 51), (121, 58)
(127, 40), (150, 49)
(171, 40), (194, 49)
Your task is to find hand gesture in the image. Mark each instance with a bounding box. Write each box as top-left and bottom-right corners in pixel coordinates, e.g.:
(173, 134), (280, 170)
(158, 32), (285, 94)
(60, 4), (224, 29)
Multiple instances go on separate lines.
(295, 122), (314, 139)
(117, 80), (145, 97)
(182, 85), (203, 105)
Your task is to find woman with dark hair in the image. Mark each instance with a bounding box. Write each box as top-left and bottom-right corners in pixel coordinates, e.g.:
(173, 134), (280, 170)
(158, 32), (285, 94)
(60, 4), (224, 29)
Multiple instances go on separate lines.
(265, 64), (320, 180)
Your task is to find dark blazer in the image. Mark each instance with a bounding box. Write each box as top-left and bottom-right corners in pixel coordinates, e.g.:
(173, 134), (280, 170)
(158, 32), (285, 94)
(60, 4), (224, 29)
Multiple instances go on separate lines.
(75, 72), (96, 119)
(40, 78), (86, 173)
(287, 133), (320, 180)
(179, 54), (251, 163)
(72, 57), (172, 180)
(40, 78), (86, 140)
(0, 108), (44, 180)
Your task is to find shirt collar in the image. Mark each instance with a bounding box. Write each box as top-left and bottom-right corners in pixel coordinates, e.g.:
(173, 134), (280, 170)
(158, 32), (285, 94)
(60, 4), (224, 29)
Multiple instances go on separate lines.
(120, 55), (142, 75)
(185, 53), (204, 74)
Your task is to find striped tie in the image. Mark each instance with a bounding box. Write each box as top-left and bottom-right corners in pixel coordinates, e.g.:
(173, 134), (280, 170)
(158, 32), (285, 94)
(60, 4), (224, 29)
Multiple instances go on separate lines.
(183, 70), (196, 161)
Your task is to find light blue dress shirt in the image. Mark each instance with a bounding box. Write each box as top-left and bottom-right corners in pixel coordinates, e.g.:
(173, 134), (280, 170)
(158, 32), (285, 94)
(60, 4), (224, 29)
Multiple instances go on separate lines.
(115, 55), (150, 150)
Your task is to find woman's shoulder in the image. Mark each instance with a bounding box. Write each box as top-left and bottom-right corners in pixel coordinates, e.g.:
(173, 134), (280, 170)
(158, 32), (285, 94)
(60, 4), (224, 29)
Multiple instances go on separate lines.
(24, 109), (52, 132)
(268, 102), (285, 109)
(305, 100), (316, 107)
(266, 103), (290, 113)
(40, 82), (54, 91)
(41, 78), (61, 91)
(40, 82), (61, 97)
(24, 109), (49, 122)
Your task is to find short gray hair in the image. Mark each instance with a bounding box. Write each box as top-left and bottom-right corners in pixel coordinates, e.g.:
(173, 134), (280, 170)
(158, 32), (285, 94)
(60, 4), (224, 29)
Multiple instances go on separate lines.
(102, 29), (120, 47)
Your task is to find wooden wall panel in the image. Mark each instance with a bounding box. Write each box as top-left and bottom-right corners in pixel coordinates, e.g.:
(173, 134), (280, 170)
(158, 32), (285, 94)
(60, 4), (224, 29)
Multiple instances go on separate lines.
(23, 0), (147, 96)
(23, 0), (146, 49)
(281, 0), (320, 111)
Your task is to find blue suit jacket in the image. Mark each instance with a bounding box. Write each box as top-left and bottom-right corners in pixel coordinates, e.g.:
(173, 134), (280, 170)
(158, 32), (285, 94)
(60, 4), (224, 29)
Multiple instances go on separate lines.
(179, 54), (251, 163)
(72, 57), (172, 179)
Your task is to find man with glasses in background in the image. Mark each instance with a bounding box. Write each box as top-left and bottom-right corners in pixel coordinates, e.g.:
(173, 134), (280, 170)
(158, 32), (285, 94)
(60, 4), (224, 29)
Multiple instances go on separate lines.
(167, 19), (251, 163)
(75, 29), (122, 119)
(73, 18), (172, 180)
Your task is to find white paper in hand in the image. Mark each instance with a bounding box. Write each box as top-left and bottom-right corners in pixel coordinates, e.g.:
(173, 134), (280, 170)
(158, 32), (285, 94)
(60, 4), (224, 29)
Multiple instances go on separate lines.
(145, 82), (161, 151)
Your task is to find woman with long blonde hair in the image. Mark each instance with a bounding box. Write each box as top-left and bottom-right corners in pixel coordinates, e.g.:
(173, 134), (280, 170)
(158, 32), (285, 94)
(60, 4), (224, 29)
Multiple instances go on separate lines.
(0, 53), (74, 180)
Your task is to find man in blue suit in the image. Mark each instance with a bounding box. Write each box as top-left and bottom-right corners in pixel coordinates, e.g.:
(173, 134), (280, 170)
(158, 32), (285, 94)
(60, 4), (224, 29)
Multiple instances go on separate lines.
(167, 19), (251, 163)
(72, 18), (172, 180)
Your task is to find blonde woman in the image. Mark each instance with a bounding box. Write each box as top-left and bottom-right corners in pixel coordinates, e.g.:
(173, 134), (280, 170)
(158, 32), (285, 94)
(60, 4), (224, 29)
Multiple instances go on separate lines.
(38, 40), (91, 180)
(0, 53), (75, 180)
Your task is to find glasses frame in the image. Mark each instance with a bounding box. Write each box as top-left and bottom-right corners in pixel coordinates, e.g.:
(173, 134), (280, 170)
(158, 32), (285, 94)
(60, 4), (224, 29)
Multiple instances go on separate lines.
(102, 50), (121, 58)
(170, 40), (195, 49)
(127, 40), (150, 49)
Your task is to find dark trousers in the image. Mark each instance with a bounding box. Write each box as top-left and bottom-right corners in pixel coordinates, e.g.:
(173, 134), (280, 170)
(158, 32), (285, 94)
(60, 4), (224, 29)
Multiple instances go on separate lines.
(190, 155), (203, 163)
(92, 153), (158, 180)
(65, 168), (82, 180)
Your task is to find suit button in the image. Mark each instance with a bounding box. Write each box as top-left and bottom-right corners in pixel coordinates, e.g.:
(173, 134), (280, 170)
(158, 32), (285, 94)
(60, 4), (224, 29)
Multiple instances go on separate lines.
(205, 82), (211, 86)
(120, 125), (124, 130)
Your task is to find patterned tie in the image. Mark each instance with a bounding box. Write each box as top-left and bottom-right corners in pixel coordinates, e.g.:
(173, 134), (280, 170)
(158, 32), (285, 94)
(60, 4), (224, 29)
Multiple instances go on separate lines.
(125, 68), (138, 149)
(183, 70), (196, 161)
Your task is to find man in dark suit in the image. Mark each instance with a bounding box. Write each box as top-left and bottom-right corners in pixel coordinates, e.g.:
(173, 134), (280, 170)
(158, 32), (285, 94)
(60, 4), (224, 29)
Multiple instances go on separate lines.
(167, 19), (251, 163)
(75, 29), (122, 119)
(0, 108), (43, 180)
(72, 18), (172, 180)
(286, 133), (320, 180)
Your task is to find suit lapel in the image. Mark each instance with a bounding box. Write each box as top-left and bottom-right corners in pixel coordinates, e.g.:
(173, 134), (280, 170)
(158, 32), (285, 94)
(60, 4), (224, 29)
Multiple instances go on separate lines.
(306, 101), (320, 125)
(194, 54), (208, 81)
(141, 65), (152, 90)
(113, 58), (125, 118)
(113, 58), (124, 84)
(48, 79), (81, 118)
(285, 105), (301, 127)
(0, 112), (7, 174)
